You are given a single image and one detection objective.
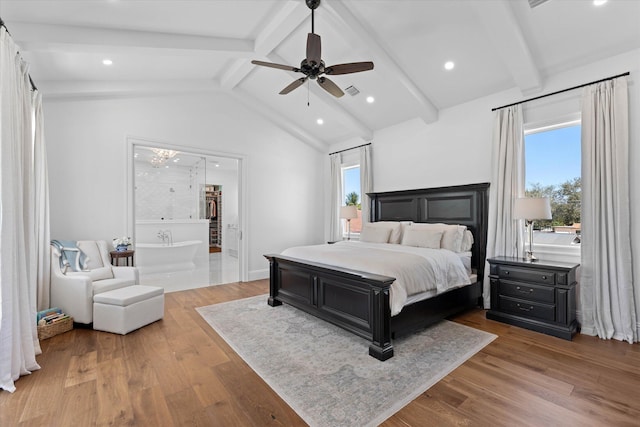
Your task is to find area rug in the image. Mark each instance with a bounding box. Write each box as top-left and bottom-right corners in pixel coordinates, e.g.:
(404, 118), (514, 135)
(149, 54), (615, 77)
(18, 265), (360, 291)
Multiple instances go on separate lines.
(197, 295), (496, 427)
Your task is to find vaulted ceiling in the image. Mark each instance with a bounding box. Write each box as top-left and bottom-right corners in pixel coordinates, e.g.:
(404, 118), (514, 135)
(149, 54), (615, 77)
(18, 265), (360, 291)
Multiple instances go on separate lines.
(2, 0), (639, 150)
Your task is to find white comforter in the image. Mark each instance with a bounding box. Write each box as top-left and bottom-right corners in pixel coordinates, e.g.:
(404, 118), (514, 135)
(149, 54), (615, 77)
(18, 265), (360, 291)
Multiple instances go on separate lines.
(281, 241), (471, 316)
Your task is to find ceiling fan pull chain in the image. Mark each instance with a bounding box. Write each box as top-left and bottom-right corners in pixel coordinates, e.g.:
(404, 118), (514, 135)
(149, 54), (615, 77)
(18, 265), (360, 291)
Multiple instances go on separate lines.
(307, 79), (310, 106)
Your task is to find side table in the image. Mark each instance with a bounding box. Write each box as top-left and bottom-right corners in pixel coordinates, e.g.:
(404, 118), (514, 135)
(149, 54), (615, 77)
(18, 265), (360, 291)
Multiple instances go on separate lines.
(110, 250), (135, 267)
(486, 256), (579, 340)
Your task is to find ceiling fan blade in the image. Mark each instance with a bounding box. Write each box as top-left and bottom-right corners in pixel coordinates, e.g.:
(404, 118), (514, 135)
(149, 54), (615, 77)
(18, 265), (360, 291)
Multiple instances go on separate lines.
(317, 77), (344, 98)
(306, 33), (321, 66)
(279, 77), (308, 95)
(251, 60), (299, 72)
(325, 61), (374, 75)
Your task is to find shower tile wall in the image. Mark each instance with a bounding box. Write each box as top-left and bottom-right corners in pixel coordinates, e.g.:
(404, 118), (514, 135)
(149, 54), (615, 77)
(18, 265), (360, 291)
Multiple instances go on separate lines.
(135, 162), (204, 220)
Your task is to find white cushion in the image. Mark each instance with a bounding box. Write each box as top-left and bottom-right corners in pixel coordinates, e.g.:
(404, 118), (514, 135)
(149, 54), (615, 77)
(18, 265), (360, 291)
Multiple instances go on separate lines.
(94, 285), (164, 306)
(76, 240), (105, 269)
(92, 277), (137, 295)
(461, 229), (474, 251)
(66, 266), (114, 281)
(367, 221), (403, 243)
(401, 228), (443, 249)
(360, 225), (392, 243)
(409, 223), (466, 252)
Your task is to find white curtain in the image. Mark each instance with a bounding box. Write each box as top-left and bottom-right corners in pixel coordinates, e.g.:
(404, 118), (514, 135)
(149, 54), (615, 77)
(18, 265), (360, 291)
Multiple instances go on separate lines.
(483, 105), (525, 308)
(580, 76), (637, 343)
(359, 145), (372, 224)
(329, 153), (342, 241)
(0, 27), (42, 393)
(34, 91), (51, 311)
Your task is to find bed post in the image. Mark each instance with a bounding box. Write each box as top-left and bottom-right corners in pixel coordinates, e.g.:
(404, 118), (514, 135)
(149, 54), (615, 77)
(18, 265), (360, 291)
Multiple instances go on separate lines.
(369, 285), (393, 361)
(266, 256), (282, 307)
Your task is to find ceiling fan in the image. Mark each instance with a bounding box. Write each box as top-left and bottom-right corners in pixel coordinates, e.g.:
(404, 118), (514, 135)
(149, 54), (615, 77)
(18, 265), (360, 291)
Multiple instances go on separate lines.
(251, 0), (374, 98)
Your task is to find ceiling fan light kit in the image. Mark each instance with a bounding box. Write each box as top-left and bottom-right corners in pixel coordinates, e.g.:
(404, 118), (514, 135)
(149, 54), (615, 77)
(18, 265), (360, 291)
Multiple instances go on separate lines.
(251, 0), (374, 99)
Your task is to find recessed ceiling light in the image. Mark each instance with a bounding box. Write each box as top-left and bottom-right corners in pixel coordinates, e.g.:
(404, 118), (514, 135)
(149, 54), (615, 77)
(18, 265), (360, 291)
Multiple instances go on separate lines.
(366, 96), (375, 103)
(444, 61), (455, 71)
(317, 118), (324, 125)
(593, 0), (607, 5)
(102, 59), (113, 66)
(173, 158), (180, 163)
(215, 164), (220, 167)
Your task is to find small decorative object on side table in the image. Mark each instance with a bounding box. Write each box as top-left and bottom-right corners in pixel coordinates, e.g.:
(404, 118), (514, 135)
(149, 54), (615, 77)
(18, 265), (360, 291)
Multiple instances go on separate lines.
(486, 256), (579, 340)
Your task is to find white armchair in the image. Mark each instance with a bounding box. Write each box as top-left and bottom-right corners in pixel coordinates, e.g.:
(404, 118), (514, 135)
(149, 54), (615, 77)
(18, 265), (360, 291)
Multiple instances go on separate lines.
(51, 240), (138, 324)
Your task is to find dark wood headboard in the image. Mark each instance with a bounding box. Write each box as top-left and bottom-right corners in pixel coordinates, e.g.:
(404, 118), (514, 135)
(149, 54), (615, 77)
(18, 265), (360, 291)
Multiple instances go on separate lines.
(368, 183), (489, 279)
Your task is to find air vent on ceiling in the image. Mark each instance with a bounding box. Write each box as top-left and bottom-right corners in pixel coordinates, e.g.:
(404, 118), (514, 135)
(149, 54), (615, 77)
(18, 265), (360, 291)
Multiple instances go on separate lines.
(344, 85), (360, 96)
(528, 0), (551, 8)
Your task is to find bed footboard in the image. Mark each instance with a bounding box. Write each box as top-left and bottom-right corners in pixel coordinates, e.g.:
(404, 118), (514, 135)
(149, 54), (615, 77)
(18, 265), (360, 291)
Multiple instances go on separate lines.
(265, 254), (396, 361)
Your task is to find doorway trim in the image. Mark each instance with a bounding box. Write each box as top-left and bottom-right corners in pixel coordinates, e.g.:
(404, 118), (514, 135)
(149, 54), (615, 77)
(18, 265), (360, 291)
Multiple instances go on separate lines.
(126, 135), (248, 282)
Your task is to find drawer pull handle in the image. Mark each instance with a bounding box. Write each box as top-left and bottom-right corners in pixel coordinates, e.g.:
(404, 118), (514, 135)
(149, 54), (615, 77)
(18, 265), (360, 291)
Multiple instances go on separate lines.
(541, 275), (547, 280)
(516, 303), (534, 312)
(516, 286), (534, 294)
(504, 271), (510, 275)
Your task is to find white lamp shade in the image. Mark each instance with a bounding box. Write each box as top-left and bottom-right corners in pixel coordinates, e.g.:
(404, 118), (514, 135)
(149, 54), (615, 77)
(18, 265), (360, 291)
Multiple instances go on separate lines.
(340, 205), (358, 219)
(514, 197), (552, 220)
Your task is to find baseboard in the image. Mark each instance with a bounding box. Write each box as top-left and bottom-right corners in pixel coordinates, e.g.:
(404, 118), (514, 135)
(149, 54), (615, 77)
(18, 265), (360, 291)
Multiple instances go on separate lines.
(249, 268), (269, 281)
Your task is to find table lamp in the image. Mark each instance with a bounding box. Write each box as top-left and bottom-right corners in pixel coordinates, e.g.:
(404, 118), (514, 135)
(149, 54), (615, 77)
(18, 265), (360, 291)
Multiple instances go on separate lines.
(514, 197), (552, 261)
(340, 205), (358, 240)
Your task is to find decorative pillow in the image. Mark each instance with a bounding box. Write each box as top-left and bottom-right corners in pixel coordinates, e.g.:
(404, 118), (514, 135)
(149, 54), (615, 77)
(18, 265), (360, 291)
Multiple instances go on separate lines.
(401, 228), (443, 249)
(461, 229), (474, 252)
(360, 225), (392, 243)
(408, 223), (466, 252)
(366, 221), (402, 244)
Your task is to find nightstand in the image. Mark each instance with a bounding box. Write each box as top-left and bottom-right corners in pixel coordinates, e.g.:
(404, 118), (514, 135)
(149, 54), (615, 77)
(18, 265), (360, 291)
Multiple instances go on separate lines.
(487, 256), (579, 340)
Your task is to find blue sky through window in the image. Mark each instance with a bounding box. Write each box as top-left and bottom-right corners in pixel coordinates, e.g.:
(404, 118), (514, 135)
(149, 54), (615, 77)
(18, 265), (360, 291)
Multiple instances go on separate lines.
(525, 125), (581, 189)
(343, 166), (360, 204)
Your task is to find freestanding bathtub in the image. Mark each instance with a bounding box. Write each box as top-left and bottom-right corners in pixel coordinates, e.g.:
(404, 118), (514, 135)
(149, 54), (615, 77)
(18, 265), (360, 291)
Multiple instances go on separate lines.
(135, 240), (202, 273)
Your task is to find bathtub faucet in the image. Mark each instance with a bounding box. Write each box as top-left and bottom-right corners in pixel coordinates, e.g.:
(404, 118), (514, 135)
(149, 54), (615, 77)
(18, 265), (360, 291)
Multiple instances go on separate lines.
(157, 229), (173, 246)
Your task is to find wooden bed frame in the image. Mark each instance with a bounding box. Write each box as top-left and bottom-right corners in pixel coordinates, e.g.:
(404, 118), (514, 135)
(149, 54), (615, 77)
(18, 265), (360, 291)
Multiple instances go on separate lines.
(264, 183), (489, 361)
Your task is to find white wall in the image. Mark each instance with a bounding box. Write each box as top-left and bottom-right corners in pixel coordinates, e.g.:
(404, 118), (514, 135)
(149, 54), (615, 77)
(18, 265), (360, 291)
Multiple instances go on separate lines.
(44, 91), (325, 280)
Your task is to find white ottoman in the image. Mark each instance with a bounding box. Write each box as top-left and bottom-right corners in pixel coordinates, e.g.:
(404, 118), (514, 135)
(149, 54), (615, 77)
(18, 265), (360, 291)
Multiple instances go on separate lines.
(93, 285), (164, 334)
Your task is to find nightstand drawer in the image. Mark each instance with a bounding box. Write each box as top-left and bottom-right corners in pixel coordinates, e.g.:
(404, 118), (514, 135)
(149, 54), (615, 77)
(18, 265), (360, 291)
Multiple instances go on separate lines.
(498, 280), (555, 304)
(498, 266), (556, 285)
(498, 296), (555, 322)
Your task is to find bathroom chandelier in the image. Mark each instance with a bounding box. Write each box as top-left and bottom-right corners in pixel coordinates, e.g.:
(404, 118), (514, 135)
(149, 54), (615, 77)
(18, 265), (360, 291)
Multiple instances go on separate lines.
(149, 148), (179, 167)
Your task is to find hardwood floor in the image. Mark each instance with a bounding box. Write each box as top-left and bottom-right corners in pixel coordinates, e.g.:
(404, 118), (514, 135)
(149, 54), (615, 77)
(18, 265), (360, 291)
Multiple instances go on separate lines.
(1, 280), (638, 426)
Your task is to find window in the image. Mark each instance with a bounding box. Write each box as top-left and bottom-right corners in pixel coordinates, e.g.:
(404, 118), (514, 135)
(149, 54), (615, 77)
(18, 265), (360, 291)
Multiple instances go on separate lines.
(524, 121), (581, 247)
(342, 165), (361, 236)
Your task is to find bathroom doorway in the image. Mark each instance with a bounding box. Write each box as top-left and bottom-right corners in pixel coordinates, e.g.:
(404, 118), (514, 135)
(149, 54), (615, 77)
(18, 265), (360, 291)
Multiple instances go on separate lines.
(127, 138), (245, 291)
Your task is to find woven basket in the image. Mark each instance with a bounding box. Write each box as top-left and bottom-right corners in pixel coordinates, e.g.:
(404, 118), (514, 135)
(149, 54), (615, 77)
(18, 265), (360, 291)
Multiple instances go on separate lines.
(37, 316), (73, 340)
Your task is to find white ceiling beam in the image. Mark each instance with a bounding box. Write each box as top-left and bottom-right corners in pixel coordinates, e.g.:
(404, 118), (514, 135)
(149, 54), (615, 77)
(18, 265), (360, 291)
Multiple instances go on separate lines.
(220, 1), (308, 90)
(37, 79), (220, 99)
(231, 88), (327, 152)
(321, 0), (439, 124)
(470, 1), (542, 96)
(11, 22), (253, 55)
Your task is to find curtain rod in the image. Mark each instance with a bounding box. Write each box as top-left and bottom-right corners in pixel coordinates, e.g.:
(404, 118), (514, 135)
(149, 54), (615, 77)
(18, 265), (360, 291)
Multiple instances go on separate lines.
(0, 17), (38, 91)
(491, 71), (630, 111)
(328, 142), (371, 156)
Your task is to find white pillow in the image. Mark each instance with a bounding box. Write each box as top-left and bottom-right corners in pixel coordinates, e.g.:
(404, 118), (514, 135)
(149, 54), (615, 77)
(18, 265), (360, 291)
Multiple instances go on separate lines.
(461, 229), (474, 252)
(366, 221), (403, 244)
(360, 225), (392, 243)
(401, 228), (443, 249)
(409, 223), (466, 252)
